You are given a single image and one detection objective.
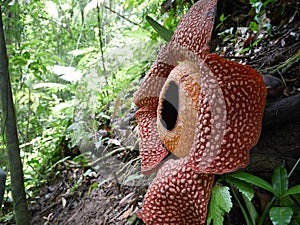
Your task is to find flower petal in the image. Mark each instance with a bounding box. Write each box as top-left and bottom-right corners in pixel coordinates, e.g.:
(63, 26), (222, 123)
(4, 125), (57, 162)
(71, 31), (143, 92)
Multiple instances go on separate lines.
(137, 158), (215, 225)
(188, 54), (267, 174)
(136, 106), (169, 175)
(170, 0), (217, 59)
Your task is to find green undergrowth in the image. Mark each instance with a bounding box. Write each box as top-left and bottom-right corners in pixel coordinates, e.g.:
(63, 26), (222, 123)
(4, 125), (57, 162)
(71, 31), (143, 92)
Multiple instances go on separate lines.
(208, 162), (300, 225)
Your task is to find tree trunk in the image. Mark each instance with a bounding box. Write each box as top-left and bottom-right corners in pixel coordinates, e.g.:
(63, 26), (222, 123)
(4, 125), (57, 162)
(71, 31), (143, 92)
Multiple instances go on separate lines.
(0, 7), (30, 225)
(0, 168), (5, 208)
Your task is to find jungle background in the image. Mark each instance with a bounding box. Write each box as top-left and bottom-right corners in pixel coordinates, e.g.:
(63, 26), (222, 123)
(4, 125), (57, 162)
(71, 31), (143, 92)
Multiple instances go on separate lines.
(0, 0), (299, 224)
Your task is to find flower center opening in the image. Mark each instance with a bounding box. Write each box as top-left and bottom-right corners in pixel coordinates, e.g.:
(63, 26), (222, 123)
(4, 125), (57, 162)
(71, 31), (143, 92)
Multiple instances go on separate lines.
(160, 81), (179, 131)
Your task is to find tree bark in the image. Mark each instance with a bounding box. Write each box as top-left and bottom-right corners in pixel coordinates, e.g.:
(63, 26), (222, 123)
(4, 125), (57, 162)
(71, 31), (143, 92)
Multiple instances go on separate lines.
(0, 6), (30, 225)
(0, 168), (5, 207)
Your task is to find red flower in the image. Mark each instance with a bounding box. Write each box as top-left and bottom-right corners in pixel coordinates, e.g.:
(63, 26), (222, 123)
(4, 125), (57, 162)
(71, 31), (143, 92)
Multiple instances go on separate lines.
(134, 0), (266, 224)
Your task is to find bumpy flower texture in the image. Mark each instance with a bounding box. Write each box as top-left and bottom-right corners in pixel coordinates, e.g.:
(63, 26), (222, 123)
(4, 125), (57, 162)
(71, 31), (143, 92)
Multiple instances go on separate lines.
(134, 0), (267, 224)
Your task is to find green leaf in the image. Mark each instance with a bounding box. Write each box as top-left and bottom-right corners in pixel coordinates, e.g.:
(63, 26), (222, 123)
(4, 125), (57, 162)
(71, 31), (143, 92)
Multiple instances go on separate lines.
(206, 183), (233, 225)
(225, 176), (254, 201)
(220, 13), (225, 22)
(272, 166), (288, 197)
(146, 16), (173, 42)
(242, 194), (259, 225)
(249, 21), (259, 31)
(285, 185), (300, 196)
(229, 171), (275, 194)
(269, 207), (293, 225)
(230, 186), (254, 225)
(280, 195), (294, 207)
(207, 204), (225, 225)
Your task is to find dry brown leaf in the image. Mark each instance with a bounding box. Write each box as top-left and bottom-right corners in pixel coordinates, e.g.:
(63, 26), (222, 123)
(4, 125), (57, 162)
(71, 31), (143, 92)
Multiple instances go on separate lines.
(117, 205), (134, 221)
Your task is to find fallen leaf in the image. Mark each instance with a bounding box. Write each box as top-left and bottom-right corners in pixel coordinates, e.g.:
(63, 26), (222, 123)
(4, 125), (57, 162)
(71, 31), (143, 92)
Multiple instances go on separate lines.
(117, 205), (134, 220)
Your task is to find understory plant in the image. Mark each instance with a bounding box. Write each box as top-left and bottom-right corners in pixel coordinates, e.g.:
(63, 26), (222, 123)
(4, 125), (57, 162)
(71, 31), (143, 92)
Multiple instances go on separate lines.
(207, 161), (300, 225)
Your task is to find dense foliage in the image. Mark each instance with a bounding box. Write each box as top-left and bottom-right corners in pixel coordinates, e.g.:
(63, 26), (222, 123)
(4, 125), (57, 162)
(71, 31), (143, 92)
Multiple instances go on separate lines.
(0, 0), (192, 220)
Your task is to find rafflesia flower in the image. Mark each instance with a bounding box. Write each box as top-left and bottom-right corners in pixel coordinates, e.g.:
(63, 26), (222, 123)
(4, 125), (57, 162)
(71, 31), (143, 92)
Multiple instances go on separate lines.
(134, 0), (267, 224)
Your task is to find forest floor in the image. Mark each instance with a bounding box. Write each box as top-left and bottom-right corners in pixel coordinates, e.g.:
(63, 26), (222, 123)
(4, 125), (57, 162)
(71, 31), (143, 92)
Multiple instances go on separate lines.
(3, 1), (300, 225)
